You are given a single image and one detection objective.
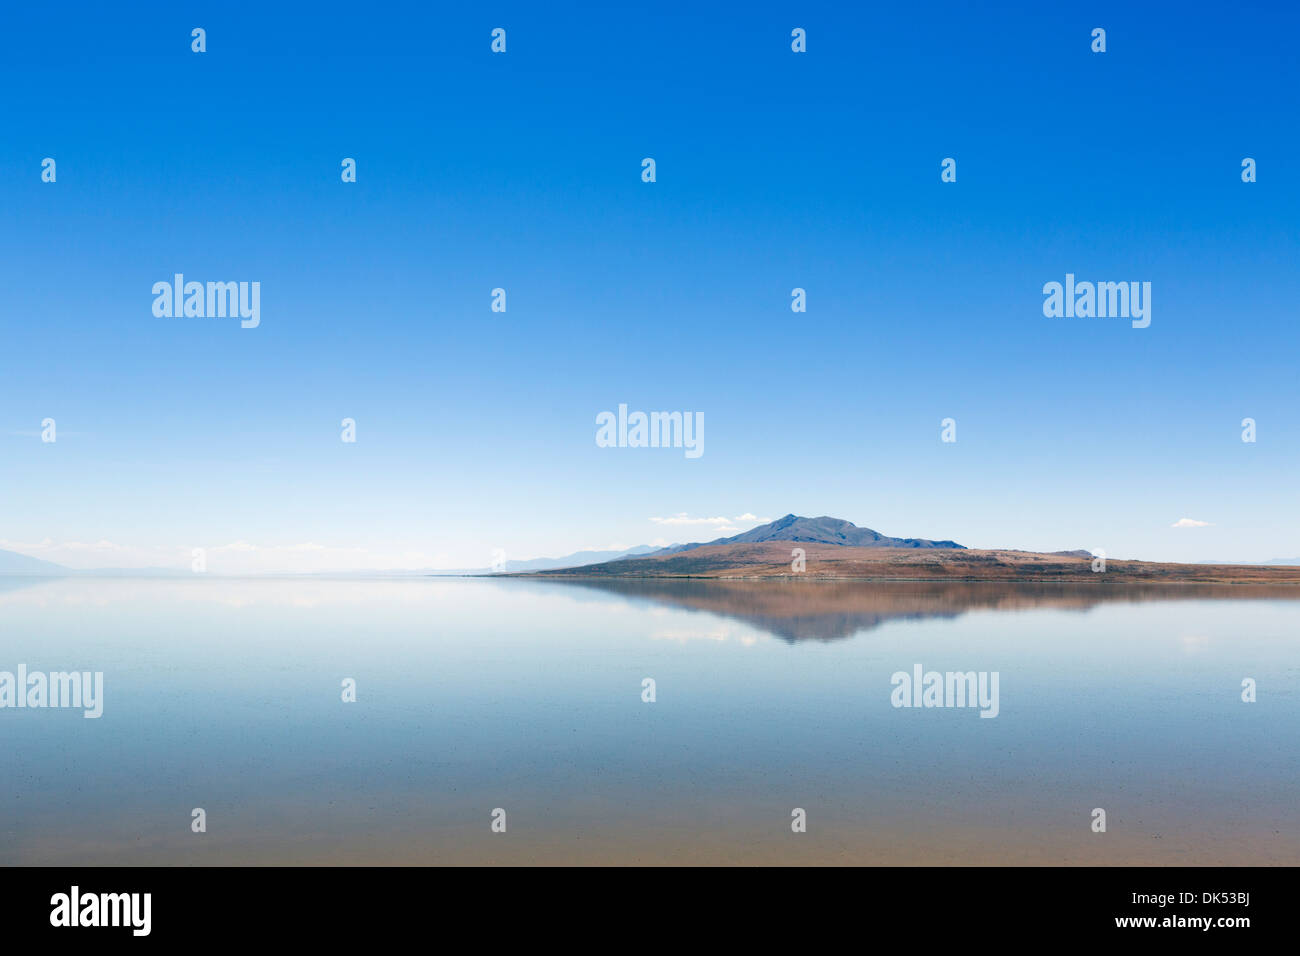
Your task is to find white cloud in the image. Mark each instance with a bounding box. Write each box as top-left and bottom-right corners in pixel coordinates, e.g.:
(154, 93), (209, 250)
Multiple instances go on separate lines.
(649, 513), (771, 528)
(650, 514), (732, 527)
(1170, 518), (1212, 528)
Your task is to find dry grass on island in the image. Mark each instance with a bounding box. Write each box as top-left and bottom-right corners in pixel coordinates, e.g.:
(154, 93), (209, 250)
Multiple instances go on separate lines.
(529, 540), (1300, 584)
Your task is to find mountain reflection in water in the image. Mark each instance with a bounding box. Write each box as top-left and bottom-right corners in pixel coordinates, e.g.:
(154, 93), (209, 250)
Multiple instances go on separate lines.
(536, 578), (1300, 643)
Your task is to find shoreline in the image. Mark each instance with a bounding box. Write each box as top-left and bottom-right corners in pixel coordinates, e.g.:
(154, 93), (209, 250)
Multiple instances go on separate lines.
(512, 573), (1300, 585)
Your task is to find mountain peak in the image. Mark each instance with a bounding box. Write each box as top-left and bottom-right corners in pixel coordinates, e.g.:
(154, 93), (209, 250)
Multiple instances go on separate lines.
(653, 515), (965, 555)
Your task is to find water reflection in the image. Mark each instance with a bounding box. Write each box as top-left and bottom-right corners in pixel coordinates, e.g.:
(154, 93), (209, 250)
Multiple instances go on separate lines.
(2, 574), (1298, 864)
(538, 578), (1300, 642)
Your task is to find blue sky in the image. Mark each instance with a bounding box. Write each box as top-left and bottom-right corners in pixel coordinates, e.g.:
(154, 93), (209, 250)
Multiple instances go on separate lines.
(2, 1), (1299, 571)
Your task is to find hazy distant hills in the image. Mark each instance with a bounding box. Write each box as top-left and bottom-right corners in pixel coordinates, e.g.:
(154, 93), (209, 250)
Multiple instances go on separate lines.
(428, 544), (684, 575)
(0, 545), (678, 577)
(0, 551), (192, 576)
(0, 549), (68, 575)
(489, 545), (668, 573)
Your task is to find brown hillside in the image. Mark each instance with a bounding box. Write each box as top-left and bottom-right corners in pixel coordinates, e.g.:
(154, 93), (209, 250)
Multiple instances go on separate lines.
(531, 540), (1300, 583)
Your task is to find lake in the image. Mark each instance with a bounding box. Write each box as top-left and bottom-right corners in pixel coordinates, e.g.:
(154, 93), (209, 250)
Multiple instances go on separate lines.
(2, 575), (1297, 865)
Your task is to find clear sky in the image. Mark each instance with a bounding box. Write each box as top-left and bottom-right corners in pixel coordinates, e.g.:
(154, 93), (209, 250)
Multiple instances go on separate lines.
(3, 1), (1299, 572)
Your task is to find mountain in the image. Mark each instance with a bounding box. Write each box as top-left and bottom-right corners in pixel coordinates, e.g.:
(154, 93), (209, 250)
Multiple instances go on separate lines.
(0, 549), (69, 575)
(522, 515), (1299, 582)
(532, 540), (1300, 583)
(648, 514), (964, 555)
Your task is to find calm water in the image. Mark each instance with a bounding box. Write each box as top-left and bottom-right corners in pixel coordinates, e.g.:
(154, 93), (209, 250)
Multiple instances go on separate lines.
(2, 575), (1298, 865)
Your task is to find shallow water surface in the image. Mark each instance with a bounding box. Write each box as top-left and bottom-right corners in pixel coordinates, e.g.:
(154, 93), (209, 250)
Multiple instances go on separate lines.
(2, 576), (1297, 865)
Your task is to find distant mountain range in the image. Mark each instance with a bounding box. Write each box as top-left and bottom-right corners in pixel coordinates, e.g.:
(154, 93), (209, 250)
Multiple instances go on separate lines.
(5, 515), (1297, 579)
(479, 545), (670, 573)
(0, 550), (198, 576)
(0, 545), (680, 577)
(0, 549), (68, 575)
(1200, 557), (1300, 566)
